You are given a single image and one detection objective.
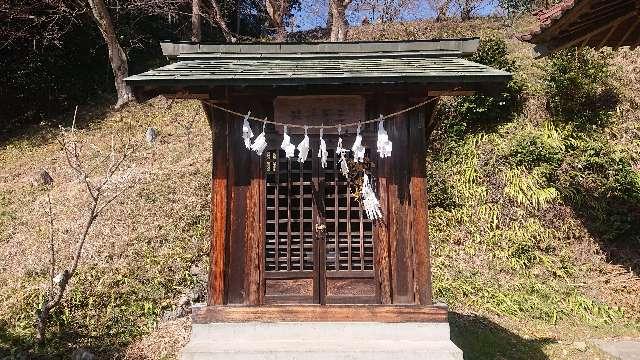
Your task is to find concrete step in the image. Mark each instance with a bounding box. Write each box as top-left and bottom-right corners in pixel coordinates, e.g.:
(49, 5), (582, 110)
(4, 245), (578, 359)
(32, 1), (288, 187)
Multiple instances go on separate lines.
(189, 322), (453, 342)
(182, 340), (462, 360)
(181, 322), (463, 360)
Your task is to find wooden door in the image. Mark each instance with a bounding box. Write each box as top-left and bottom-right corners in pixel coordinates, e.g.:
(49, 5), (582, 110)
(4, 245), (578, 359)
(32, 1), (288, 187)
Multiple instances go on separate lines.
(263, 138), (378, 305)
(264, 146), (318, 304)
(321, 147), (378, 304)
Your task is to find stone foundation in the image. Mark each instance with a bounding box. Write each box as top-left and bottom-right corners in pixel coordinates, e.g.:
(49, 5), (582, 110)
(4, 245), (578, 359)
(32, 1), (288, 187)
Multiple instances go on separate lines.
(180, 321), (463, 360)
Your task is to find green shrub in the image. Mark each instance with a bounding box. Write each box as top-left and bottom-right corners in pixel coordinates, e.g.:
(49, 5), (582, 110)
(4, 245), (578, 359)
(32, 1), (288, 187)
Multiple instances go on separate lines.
(506, 124), (565, 172)
(554, 136), (640, 244)
(545, 48), (620, 129)
(561, 138), (640, 202)
(426, 157), (459, 209)
(439, 37), (525, 139)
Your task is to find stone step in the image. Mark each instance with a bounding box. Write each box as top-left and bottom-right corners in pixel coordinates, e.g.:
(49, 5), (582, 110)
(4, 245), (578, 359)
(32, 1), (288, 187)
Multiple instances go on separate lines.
(181, 322), (463, 360)
(189, 322), (453, 342)
(182, 340), (462, 360)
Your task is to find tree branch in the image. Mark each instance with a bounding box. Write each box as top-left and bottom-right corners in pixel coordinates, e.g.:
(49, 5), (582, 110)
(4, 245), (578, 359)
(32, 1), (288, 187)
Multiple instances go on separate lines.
(37, 116), (137, 344)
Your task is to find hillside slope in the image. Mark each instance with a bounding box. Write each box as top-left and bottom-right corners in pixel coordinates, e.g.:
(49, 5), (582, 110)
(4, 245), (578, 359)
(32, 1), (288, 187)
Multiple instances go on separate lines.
(1, 17), (639, 360)
(0, 99), (211, 358)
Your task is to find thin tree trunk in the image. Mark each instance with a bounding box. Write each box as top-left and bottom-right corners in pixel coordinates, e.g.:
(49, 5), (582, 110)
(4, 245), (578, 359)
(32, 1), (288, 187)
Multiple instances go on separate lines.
(460, 0), (472, 20)
(236, 0), (241, 35)
(275, 26), (286, 41)
(278, 0), (287, 41)
(87, 0), (134, 109)
(266, 0), (288, 41)
(36, 199), (98, 343)
(435, 0), (452, 22)
(209, 0), (237, 42)
(329, 0), (351, 42)
(192, 0), (202, 42)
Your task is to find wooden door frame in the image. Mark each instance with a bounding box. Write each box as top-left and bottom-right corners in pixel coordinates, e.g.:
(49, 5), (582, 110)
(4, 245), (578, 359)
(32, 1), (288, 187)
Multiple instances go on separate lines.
(262, 138), (320, 305)
(260, 135), (381, 306)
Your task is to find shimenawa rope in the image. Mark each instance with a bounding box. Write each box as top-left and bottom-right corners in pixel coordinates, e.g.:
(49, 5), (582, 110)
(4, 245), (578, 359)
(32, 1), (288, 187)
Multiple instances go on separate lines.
(204, 96), (439, 129)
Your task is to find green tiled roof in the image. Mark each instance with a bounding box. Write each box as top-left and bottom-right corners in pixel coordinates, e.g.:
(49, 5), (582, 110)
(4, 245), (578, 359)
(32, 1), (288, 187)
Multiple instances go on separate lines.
(126, 40), (511, 87)
(125, 52), (510, 87)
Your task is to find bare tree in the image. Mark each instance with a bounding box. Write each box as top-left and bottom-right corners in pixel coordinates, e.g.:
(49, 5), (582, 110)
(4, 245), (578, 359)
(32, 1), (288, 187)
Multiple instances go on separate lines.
(87, 0), (134, 109)
(427, 0), (453, 21)
(329, 0), (352, 41)
(35, 108), (136, 343)
(192, 0), (202, 42)
(455, 0), (490, 20)
(265, 0), (288, 41)
(351, 0), (418, 23)
(204, 0), (237, 42)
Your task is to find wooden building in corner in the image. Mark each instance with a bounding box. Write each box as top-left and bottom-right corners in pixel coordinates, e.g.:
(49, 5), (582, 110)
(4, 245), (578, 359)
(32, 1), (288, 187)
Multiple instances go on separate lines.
(125, 39), (510, 359)
(521, 0), (640, 56)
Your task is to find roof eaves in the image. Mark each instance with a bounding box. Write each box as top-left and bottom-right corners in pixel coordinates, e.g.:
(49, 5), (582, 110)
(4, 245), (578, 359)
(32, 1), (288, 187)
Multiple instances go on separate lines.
(519, 0), (577, 42)
(125, 73), (512, 87)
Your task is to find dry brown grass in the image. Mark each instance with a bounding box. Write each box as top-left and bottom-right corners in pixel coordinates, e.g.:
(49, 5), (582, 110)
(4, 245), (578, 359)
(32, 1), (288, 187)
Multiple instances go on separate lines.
(123, 317), (191, 360)
(609, 47), (640, 169)
(1, 97), (208, 281)
(0, 97), (211, 358)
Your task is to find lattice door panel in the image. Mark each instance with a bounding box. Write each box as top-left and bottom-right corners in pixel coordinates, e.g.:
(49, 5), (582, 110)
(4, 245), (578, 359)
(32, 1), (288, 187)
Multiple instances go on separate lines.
(263, 144), (379, 305)
(322, 147), (378, 304)
(265, 149), (315, 273)
(323, 148), (375, 273)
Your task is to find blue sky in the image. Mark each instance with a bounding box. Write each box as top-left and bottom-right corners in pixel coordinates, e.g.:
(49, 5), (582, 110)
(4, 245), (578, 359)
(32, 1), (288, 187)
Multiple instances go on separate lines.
(291, 0), (499, 31)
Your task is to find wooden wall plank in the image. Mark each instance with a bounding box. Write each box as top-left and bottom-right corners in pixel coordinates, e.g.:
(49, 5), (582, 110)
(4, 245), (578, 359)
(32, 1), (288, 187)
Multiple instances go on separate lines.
(372, 94), (392, 304)
(227, 105), (250, 304)
(233, 97), (272, 305)
(207, 105), (229, 305)
(409, 99), (437, 305)
(258, 155), (266, 305)
(385, 96), (414, 304)
(244, 165), (262, 305)
(192, 305), (448, 323)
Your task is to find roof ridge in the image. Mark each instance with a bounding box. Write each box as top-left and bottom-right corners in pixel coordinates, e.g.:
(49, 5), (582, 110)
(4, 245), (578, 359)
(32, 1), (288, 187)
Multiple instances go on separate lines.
(176, 50), (464, 60)
(160, 39), (481, 58)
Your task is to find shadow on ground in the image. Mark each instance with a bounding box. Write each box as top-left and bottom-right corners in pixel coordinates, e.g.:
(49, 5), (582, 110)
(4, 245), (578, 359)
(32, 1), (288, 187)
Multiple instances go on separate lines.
(0, 95), (115, 147)
(450, 312), (555, 360)
(557, 173), (640, 277)
(572, 196), (640, 277)
(0, 325), (126, 360)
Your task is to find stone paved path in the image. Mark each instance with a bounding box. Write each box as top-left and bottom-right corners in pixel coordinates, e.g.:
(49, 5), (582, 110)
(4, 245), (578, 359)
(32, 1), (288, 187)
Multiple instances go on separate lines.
(594, 340), (640, 360)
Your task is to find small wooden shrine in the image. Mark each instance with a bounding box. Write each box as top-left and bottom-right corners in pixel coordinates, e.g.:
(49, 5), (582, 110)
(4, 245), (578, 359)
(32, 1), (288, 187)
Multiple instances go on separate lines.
(126, 39), (510, 358)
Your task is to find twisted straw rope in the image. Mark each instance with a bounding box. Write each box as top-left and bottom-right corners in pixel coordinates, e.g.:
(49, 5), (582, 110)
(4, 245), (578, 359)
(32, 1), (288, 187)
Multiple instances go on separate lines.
(204, 96), (439, 129)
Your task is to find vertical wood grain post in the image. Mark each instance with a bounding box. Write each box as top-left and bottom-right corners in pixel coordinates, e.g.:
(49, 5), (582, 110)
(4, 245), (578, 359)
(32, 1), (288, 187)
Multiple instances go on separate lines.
(409, 99), (437, 305)
(386, 96), (414, 304)
(373, 93), (393, 304)
(208, 105), (229, 305)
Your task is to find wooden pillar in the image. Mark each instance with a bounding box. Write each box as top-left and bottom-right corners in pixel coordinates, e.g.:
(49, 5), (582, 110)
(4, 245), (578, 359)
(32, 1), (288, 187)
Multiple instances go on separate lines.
(373, 93), (393, 304)
(226, 104), (249, 304)
(375, 94), (437, 306)
(239, 101), (265, 306)
(374, 165), (393, 304)
(386, 96), (415, 304)
(207, 105), (230, 305)
(409, 99), (437, 305)
(224, 98), (268, 305)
